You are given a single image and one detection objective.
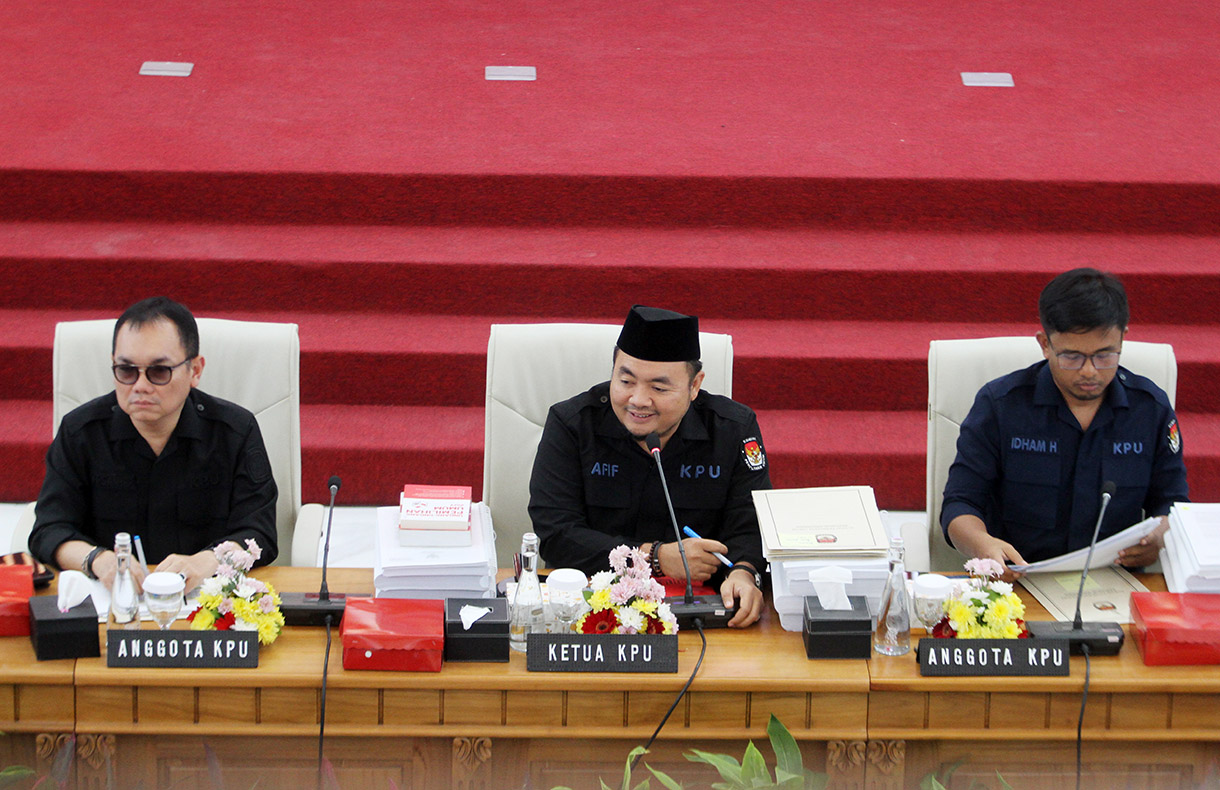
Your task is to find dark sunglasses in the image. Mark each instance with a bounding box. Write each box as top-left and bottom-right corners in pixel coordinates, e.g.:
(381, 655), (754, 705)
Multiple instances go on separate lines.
(111, 358), (193, 386)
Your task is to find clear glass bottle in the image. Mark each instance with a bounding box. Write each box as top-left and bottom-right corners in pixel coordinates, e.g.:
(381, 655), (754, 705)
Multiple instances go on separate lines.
(108, 532), (141, 630)
(509, 532), (546, 653)
(873, 536), (911, 656)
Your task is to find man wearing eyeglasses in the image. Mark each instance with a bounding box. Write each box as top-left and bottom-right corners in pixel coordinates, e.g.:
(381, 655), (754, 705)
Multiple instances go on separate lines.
(29, 297), (277, 591)
(942, 268), (1188, 578)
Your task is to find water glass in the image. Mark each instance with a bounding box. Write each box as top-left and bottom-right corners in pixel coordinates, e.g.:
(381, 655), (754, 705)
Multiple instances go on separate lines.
(545, 568), (588, 633)
(912, 573), (955, 630)
(143, 572), (186, 630)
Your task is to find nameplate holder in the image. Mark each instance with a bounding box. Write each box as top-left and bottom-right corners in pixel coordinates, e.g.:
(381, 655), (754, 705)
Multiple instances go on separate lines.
(107, 629), (259, 668)
(526, 634), (677, 673)
(918, 638), (1069, 676)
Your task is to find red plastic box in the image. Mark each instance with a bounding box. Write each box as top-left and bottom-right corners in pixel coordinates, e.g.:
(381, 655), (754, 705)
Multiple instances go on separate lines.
(340, 597), (444, 672)
(0, 565), (35, 636)
(1130, 592), (1220, 666)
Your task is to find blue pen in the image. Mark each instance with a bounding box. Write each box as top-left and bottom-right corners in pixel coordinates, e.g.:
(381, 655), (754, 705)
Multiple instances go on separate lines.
(682, 526), (733, 568)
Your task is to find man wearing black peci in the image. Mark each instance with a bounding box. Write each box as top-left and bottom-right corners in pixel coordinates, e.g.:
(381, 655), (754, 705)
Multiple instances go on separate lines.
(528, 305), (770, 627)
(29, 297), (278, 592)
(942, 268), (1188, 578)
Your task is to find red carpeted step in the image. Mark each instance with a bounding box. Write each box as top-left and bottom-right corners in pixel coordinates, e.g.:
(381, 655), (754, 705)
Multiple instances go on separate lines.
(4, 308), (1220, 414)
(4, 222), (1220, 323)
(5, 402), (1220, 512)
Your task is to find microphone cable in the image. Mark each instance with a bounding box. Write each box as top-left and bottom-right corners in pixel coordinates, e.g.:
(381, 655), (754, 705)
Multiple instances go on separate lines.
(629, 619), (708, 772)
(1075, 642), (1091, 790)
(317, 613), (334, 790)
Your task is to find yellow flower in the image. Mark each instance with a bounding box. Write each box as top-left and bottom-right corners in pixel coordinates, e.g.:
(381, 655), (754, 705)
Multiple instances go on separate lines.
(633, 599), (658, 616)
(232, 597), (260, 622)
(256, 611), (285, 645)
(196, 592), (222, 610)
(190, 609), (216, 630)
(588, 588), (613, 611)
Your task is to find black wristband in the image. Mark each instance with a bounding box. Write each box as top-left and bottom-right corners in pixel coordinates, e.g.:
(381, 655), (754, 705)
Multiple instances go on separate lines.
(82, 546), (105, 581)
(649, 543), (664, 577)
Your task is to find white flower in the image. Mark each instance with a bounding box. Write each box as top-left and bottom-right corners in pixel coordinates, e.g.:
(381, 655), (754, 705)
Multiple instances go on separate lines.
(590, 571), (615, 591)
(200, 576), (225, 597)
(990, 581), (1013, 595)
(231, 618), (259, 631)
(233, 581), (257, 600)
(617, 607), (644, 634)
(656, 602), (676, 626)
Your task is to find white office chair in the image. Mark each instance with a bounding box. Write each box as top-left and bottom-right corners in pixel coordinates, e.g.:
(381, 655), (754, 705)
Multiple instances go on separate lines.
(482, 323), (733, 569)
(13, 318), (323, 567)
(924, 336), (1177, 572)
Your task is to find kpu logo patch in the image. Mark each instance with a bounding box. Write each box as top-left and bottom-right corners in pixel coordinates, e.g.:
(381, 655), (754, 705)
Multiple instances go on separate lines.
(1167, 419), (1181, 454)
(742, 437), (766, 471)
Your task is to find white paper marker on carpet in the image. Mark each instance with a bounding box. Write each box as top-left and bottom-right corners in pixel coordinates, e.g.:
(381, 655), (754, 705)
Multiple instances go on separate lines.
(961, 72), (1013, 87)
(486, 66), (536, 81)
(140, 62), (194, 77)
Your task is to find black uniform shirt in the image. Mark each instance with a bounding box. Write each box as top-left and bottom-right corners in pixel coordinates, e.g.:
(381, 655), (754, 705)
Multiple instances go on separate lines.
(941, 361), (1188, 563)
(29, 389), (278, 568)
(528, 382), (770, 579)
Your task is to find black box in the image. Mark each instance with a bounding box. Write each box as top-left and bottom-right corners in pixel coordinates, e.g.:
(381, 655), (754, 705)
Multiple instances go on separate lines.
(29, 595), (100, 661)
(802, 595), (872, 659)
(444, 598), (510, 662)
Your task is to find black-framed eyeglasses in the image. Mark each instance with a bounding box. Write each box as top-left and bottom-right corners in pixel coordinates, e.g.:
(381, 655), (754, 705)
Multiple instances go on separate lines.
(111, 358), (193, 386)
(1048, 343), (1120, 371)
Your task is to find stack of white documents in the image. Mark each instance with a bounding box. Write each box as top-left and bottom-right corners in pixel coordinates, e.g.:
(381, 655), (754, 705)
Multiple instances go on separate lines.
(753, 486), (889, 631)
(1163, 502), (1220, 593)
(374, 502), (496, 599)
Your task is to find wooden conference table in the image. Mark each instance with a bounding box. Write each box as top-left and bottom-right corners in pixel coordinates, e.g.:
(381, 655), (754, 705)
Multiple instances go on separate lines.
(1, 569), (1217, 790)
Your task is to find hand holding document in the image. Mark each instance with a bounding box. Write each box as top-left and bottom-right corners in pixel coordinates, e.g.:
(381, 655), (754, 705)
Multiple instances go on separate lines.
(1007, 516), (1161, 573)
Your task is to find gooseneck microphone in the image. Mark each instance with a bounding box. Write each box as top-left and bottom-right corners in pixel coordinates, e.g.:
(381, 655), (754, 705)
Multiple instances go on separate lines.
(1028, 480), (1125, 655)
(282, 475), (349, 626)
(645, 432), (734, 628)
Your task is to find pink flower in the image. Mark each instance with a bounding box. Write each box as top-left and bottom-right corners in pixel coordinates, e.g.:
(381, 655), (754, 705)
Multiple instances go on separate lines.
(245, 539), (262, 562)
(610, 576), (647, 605)
(258, 595), (276, 613)
(964, 557), (1005, 579)
(217, 598), (234, 615)
(608, 545), (633, 574)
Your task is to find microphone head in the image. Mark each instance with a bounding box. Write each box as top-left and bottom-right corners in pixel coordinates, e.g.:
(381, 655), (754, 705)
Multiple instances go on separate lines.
(328, 475), (342, 491)
(1101, 480), (1117, 497)
(644, 432), (662, 453)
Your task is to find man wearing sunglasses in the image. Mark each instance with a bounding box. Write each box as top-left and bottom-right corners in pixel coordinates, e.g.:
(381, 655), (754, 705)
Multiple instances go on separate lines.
(29, 297), (277, 591)
(942, 268), (1188, 579)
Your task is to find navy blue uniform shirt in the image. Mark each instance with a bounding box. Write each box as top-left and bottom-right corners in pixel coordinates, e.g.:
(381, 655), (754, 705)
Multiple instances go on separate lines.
(528, 382), (770, 579)
(941, 361), (1188, 563)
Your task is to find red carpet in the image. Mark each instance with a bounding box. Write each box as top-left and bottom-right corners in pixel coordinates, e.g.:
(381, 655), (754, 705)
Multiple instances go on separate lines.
(2, 0), (1219, 508)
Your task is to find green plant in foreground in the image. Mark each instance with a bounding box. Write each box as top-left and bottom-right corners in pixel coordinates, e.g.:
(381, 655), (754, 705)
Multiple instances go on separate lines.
(554, 715), (826, 790)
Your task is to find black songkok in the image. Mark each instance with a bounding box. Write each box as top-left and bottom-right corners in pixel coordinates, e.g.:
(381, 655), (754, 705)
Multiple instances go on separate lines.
(616, 305), (700, 362)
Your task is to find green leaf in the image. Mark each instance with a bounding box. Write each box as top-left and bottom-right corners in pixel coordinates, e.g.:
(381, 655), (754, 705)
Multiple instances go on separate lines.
(803, 768), (829, 790)
(630, 779), (650, 790)
(996, 771), (1014, 790)
(0, 766), (35, 789)
(685, 749), (744, 785)
(739, 741), (769, 786)
(646, 766), (684, 790)
(767, 715), (804, 779)
(621, 747), (649, 790)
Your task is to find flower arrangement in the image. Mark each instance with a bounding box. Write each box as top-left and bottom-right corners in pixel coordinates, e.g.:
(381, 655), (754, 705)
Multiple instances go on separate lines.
(930, 558), (1029, 639)
(187, 539), (284, 645)
(576, 545), (678, 635)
